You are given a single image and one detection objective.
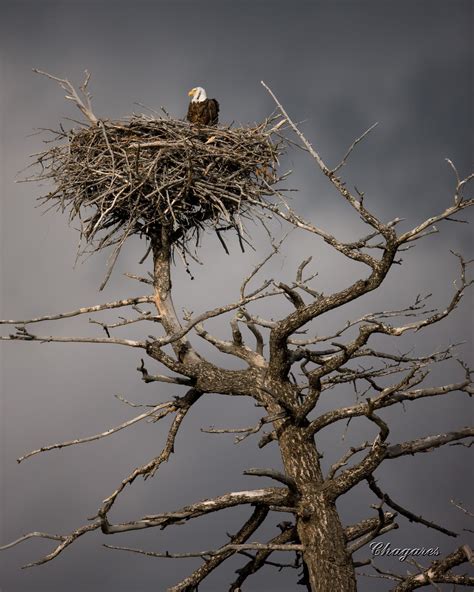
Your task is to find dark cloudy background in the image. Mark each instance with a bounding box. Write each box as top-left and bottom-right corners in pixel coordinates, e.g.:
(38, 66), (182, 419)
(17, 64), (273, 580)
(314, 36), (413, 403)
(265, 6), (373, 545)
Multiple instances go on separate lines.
(1, 1), (472, 591)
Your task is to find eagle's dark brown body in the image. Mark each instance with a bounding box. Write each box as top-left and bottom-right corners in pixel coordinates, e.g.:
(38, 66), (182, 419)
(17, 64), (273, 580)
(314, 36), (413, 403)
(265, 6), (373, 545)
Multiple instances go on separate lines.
(187, 98), (219, 126)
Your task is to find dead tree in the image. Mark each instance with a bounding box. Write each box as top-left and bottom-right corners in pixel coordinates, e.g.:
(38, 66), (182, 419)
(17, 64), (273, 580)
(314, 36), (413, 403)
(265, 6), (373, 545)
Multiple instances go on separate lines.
(1, 72), (473, 591)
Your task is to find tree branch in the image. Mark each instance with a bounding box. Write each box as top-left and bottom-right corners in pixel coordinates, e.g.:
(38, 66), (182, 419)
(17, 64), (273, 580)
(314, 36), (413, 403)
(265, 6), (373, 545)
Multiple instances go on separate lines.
(385, 427), (474, 459)
(0, 326), (144, 348)
(99, 389), (202, 519)
(109, 505), (270, 592)
(33, 68), (99, 125)
(345, 512), (397, 543)
(17, 401), (175, 463)
(332, 122), (379, 173)
(308, 377), (471, 437)
(229, 522), (299, 591)
(21, 521), (101, 568)
(328, 402), (390, 499)
(243, 468), (298, 492)
(0, 296), (154, 325)
(367, 475), (457, 537)
(201, 412), (286, 444)
(390, 545), (474, 591)
(102, 488), (293, 534)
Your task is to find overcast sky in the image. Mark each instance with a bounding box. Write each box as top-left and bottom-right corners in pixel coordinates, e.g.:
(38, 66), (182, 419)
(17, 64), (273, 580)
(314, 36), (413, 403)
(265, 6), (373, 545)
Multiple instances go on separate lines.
(1, 1), (472, 591)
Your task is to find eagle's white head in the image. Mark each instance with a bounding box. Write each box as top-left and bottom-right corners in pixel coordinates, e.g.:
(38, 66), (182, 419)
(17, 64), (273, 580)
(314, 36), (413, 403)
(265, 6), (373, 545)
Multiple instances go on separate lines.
(188, 86), (207, 103)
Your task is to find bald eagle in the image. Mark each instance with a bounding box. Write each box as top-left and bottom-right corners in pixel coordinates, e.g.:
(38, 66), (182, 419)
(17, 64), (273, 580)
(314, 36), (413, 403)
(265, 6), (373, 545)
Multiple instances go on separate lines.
(187, 87), (219, 126)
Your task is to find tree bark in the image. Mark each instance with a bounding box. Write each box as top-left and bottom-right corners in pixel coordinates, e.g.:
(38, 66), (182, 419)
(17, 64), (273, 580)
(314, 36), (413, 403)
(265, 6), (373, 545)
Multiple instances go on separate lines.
(278, 419), (356, 591)
(152, 228), (201, 365)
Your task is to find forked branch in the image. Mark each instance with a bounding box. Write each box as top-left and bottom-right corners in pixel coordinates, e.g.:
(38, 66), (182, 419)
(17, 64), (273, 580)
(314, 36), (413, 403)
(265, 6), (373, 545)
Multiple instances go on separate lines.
(33, 69), (99, 125)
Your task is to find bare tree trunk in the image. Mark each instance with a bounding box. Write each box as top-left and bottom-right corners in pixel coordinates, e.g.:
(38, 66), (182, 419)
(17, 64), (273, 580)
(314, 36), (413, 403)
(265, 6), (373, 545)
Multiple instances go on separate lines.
(152, 227), (201, 365)
(278, 424), (356, 591)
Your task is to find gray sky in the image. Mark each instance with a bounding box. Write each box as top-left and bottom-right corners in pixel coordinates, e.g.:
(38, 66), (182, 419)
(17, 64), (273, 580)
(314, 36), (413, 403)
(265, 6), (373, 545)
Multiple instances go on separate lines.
(0, 1), (472, 591)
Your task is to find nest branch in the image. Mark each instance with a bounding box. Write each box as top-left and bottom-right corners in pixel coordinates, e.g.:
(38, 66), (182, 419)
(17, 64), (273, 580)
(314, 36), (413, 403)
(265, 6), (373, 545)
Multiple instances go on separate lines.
(33, 69), (99, 125)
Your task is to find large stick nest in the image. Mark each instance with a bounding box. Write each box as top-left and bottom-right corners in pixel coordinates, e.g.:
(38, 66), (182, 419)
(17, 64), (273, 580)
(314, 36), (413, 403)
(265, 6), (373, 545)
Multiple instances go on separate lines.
(30, 115), (286, 265)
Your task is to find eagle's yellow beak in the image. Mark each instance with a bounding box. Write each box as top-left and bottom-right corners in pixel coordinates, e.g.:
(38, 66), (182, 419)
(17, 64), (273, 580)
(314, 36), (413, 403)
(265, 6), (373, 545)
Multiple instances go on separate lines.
(188, 88), (196, 97)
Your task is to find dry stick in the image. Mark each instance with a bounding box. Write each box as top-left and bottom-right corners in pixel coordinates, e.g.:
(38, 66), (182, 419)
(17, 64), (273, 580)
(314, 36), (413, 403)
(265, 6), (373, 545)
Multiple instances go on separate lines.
(193, 320), (265, 367)
(250, 195), (378, 268)
(367, 475), (457, 537)
(308, 377), (472, 437)
(449, 439), (474, 448)
(303, 323), (381, 389)
(260, 82), (327, 173)
(113, 394), (161, 408)
(261, 81), (391, 238)
(99, 218), (133, 291)
(327, 442), (371, 480)
(1, 290), (284, 355)
(243, 468), (298, 492)
(325, 403), (390, 501)
(33, 69), (98, 125)
(385, 427), (474, 459)
(237, 308), (265, 355)
(345, 513), (397, 543)
(390, 545), (474, 591)
(305, 271), (473, 438)
(0, 328), (144, 348)
(348, 523), (399, 555)
(261, 83), (473, 293)
(88, 313), (159, 335)
(292, 293), (437, 347)
(1, 508), (396, 567)
(450, 499), (474, 518)
(369, 253), (472, 339)
(107, 514), (402, 592)
(167, 506), (271, 592)
(347, 503), (396, 556)
(2, 489), (290, 570)
(231, 543), (304, 552)
(148, 286), (283, 349)
(239, 233), (288, 299)
(0, 532), (64, 551)
(398, 195), (474, 246)
(329, 424), (473, 502)
(99, 389), (202, 518)
(124, 272), (153, 285)
(201, 412), (286, 444)
(104, 542), (304, 559)
(272, 291), (437, 347)
(353, 344), (456, 365)
(360, 565), (405, 583)
(103, 488), (292, 534)
(229, 524), (299, 592)
(0, 295), (154, 325)
(332, 122), (379, 173)
(17, 401), (175, 463)
(321, 364), (422, 389)
(136, 358), (193, 386)
(22, 521), (102, 568)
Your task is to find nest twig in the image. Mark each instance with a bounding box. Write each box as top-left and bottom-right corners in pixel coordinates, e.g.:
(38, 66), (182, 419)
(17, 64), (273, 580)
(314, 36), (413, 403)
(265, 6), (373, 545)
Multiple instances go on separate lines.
(25, 113), (286, 285)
